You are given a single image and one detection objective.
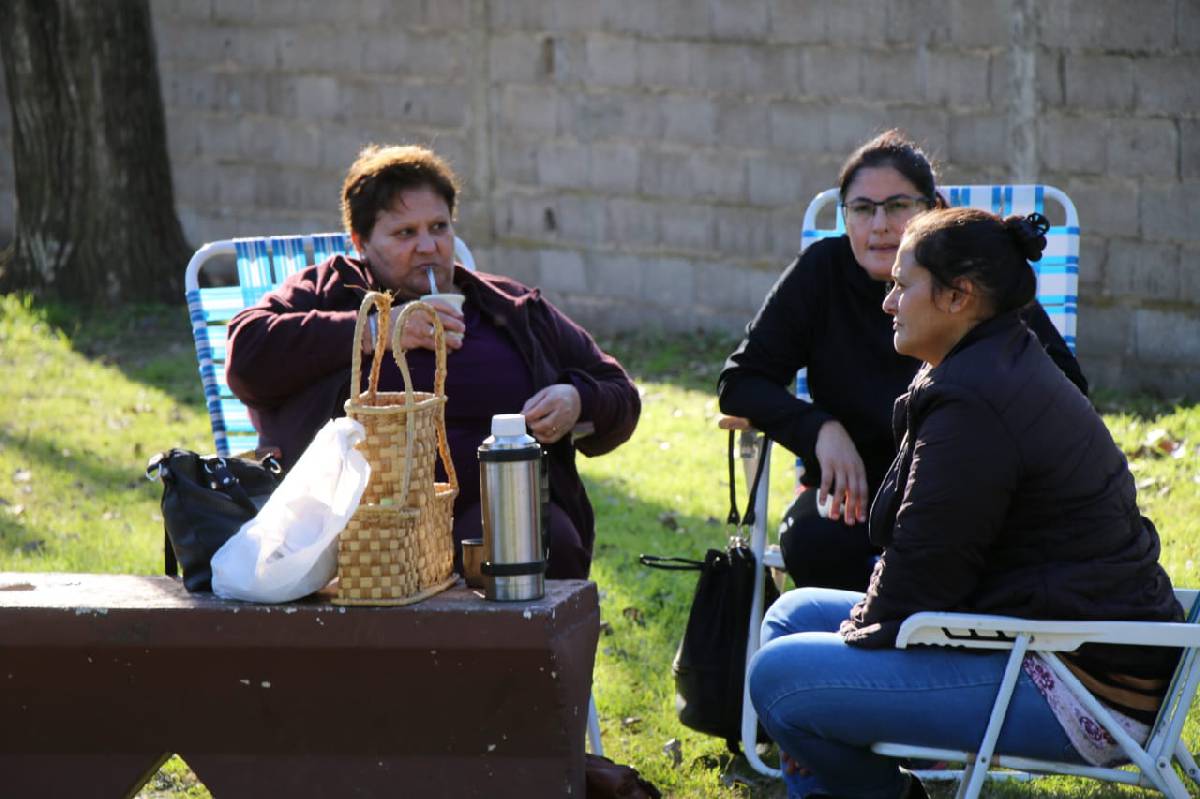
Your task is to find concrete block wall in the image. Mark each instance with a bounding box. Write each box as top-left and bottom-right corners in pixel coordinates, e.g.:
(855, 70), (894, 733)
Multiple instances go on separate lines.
(0, 0), (1196, 395)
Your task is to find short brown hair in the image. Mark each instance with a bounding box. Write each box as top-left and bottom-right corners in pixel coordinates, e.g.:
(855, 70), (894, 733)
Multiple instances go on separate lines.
(340, 144), (461, 241)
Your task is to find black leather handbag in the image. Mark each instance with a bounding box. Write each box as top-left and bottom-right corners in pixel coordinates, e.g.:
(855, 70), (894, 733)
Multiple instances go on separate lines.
(146, 449), (282, 592)
(640, 431), (778, 752)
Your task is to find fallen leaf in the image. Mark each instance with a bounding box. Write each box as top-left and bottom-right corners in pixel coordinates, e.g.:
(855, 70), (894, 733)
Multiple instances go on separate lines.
(1136, 477), (1158, 491)
(622, 606), (645, 626)
(101, 510), (119, 521)
(663, 738), (683, 768)
(6, 504), (23, 517)
(620, 716), (643, 730)
(658, 511), (679, 531)
(12, 469), (31, 483)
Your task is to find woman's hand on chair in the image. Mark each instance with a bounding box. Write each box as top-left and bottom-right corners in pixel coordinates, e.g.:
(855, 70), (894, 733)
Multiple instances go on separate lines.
(814, 419), (869, 526)
(522, 384), (582, 444)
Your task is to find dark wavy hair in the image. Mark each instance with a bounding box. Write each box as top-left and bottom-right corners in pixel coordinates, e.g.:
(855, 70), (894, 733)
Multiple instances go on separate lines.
(902, 207), (1048, 316)
(341, 144), (461, 241)
(838, 129), (943, 206)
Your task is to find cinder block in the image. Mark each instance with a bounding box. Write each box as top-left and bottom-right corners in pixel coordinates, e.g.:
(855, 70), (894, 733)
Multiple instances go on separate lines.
(716, 207), (776, 257)
(659, 203), (716, 252)
(1182, 1), (1200, 48)
(1180, 245), (1200, 305)
(769, 102), (829, 152)
(551, 0), (613, 31)
(488, 0), (552, 31)
(1059, 176), (1141, 238)
(1105, 119), (1178, 180)
(1139, 181), (1200, 244)
(584, 34), (638, 88)
(747, 155), (807, 206)
(825, 0), (889, 45)
(691, 43), (773, 94)
(1038, 116), (1107, 176)
(636, 40), (693, 90)
(882, 107), (949, 159)
(538, 249), (589, 293)
(359, 30), (464, 79)
(639, 150), (693, 198)
(1134, 57), (1200, 115)
(1106, 239), (1181, 300)
(710, 0), (768, 40)
(1134, 308), (1200, 362)
(824, 105), (888, 153)
(376, 83), (468, 128)
(947, 0), (1012, 48)
(494, 192), (553, 240)
(1185, 121), (1200, 179)
(883, 0), (952, 45)
(571, 91), (663, 141)
(767, 0), (828, 44)
(926, 50), (991, 109)
(490, 33), (550, 83)
(661, 95), (718, 146)
(1075, 236), (1107, 298)
(489, 246), (540, 286)
(950, 113), (1008, 167)
(717, 99), (770, 151)
(554, 194), (610, 245)
(498, 85), (559, 135)
(1041, 0), (1175, 52)
(1063, 55), (1134, 112)
(641, 257), (696, 304)
(800, 46), (862, 100)
(588, 143), (641, 194)
(423, 0), (469, 28)
(213, 72), (272, 114)
(606, 198), (660, 246)
(293, 76), (341, 119)
(605, 0), (710, 39)
(536, 142), (591, 190)
(1034, 52), (1065, 108)
(587, 253), (643, 300)
(860, 48), (923, 103)
(1075, 303), (1133, 360)
(688, 152), (748, 203)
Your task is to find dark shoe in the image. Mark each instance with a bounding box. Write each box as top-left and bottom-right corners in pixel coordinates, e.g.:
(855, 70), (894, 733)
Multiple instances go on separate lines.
(905, 773), (930, 799)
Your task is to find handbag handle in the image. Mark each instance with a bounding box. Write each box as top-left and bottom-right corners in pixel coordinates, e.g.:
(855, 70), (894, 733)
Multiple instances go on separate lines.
(639, 554), (704, 571)
(726, 429), (768, 531)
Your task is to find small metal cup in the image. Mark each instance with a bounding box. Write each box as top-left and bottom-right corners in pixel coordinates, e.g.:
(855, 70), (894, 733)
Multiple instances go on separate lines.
(461, 538), (486, 590)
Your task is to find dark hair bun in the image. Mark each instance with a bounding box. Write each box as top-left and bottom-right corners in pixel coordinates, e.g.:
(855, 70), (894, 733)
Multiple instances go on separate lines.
(1004, 212), (1049, 262)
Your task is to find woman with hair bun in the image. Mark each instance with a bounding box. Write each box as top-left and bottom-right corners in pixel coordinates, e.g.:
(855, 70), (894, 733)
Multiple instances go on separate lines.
(719, 130), (1088, 592)
(747, 207), (1182, 799)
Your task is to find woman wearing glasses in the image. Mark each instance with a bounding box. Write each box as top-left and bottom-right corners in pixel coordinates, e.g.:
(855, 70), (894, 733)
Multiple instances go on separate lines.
(719, 130), (1087, 591)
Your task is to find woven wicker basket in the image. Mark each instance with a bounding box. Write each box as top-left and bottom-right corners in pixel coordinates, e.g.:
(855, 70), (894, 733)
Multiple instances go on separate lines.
(335, 294), (458, 606)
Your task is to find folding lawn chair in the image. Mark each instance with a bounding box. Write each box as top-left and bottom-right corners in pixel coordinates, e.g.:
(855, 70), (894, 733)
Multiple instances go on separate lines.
(731, 184), (1114, 781)
(183, 232), (604, 756)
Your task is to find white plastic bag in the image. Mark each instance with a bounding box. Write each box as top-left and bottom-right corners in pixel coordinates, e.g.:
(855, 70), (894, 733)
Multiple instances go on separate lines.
(212, 417), (370, 603)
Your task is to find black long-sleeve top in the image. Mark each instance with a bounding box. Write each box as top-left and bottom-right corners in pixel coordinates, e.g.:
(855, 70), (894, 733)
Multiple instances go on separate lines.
(718, 236), (1089, 497)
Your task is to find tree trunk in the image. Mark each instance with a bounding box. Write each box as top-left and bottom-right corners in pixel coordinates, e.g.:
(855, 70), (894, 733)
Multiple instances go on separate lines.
(0, 0), (190, 302)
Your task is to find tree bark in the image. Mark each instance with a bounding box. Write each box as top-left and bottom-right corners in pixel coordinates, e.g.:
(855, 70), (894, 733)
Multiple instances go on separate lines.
(0, 0), (190, 302)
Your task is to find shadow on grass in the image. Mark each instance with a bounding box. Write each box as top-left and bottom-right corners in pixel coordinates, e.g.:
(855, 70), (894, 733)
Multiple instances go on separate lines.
(583, 473), (790, 797)
(0, 426), (160, 552)
(5, 295), (205, 410)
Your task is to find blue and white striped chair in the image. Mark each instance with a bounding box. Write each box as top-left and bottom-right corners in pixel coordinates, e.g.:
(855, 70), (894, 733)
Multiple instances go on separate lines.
(184, 233), (476, 458)
(734, 184), (1084, 777)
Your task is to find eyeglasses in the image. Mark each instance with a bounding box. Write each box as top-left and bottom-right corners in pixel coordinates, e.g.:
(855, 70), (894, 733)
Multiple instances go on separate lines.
(841, 195), (930, 225)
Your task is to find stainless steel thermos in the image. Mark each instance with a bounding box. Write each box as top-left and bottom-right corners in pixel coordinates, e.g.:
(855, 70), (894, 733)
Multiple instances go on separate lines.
(477, 414), (546, 601)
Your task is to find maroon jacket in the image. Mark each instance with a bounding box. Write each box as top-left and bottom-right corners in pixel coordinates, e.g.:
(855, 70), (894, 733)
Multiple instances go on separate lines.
(225, 255), (641, 553)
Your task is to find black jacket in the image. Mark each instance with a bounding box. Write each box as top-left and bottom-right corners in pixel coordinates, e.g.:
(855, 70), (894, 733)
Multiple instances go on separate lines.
(718, 236), (1088, 497)
(841, 312), (1181, 707)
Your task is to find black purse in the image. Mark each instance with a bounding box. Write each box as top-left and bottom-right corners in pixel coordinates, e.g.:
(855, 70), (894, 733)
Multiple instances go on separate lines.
(146, 449), (283, 592)
(640, 430), (778, 753)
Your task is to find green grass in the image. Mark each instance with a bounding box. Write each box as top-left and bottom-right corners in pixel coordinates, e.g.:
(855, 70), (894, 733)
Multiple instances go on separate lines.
(2, 294), (1198, 798)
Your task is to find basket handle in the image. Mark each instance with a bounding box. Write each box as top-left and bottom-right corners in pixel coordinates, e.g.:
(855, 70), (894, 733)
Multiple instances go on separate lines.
(349, 291), (394, 404)
(392, 301), (457, 493)
(349, 292), (419, 507)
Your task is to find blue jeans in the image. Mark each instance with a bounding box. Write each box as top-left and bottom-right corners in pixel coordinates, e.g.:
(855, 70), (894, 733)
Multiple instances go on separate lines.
(748, 588), (1082, 799)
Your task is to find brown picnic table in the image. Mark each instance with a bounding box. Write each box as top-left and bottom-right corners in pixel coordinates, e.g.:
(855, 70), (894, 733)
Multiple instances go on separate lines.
(0, 572), (599, 798)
